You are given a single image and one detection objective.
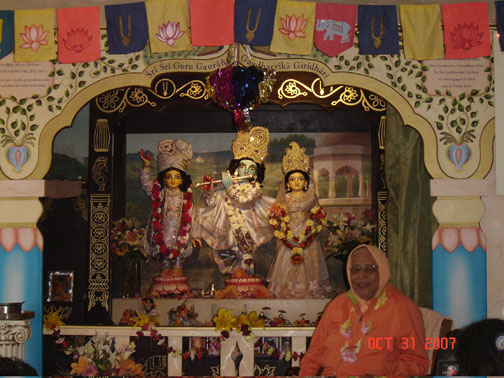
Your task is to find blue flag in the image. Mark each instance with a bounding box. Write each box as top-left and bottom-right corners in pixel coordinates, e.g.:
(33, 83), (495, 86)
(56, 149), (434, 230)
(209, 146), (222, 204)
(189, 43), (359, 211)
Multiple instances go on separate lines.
(105, 2), (148, 54)
(234, 0), (277, 45)
(0, 11), (13, 59)
(358, 5), (399, 55)
(496, 1), (504, 51)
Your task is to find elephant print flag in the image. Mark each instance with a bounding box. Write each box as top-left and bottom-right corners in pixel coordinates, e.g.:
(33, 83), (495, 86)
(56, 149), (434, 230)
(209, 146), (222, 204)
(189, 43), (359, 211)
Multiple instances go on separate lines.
(57, 7), (101, 63)
(270, 0), (316, 55)
(190, 0), (234, 46)
(442, 2), (491, 59)
(14, 9), (56, 62)
(400, 5), (444, 60)
(314, 4), (356, 57)
(0, 11), (14, 59)
(105, 2), (149, 54)
(146, 0), (191, 52)
(234, 0), (277, 46)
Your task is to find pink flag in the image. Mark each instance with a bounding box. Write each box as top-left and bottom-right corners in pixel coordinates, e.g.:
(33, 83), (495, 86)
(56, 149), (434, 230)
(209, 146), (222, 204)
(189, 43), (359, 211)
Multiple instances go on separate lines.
(314, 3), (356, 57)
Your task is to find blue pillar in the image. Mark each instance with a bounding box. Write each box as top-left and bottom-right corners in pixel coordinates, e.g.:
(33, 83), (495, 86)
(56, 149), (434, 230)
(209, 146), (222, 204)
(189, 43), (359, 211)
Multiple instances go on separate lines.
(0, 231), (42, 375)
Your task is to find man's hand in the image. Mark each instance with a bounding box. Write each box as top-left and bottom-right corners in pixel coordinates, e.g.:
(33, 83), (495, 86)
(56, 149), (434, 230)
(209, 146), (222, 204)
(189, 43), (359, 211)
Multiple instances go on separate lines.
(222, 170), (232, 190)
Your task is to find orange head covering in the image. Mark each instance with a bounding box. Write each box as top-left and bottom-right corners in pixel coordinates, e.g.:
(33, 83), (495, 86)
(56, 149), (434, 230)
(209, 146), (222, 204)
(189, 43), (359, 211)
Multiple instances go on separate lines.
(346, 244), (391, 310)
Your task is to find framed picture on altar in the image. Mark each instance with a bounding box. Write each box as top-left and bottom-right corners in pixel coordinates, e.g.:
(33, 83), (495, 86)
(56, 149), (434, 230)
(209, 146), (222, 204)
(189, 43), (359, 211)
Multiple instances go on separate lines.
(47, 271), (74, 302)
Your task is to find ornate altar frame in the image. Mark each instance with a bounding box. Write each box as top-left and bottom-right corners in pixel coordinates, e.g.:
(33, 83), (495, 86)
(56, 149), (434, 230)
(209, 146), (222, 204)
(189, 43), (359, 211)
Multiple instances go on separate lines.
(85, 68), (387, 321)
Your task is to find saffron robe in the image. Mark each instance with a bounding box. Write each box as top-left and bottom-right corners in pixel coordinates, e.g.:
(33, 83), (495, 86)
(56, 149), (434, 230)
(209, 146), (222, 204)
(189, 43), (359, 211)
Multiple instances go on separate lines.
(299, 282), (430, 376)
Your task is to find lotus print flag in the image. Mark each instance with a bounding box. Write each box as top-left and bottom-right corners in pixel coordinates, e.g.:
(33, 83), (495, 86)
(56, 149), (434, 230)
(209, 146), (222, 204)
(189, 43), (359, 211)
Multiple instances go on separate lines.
(105, 2), (148, 54)
(358, 5), (399, 55)
(146, 0), (191, 52)
(442, 2), (491, 59)
(270, 0), (316, 55)
(234, 0), (277, 46)
(14, 9), (56, 62)
(190, 0), (234, 46)
(0, 11), (14, 59)
(57, 7), (100, 63)
(314, 3), (356, 57)
(400, 5), (444, 60)
(496, 1), (504, 52)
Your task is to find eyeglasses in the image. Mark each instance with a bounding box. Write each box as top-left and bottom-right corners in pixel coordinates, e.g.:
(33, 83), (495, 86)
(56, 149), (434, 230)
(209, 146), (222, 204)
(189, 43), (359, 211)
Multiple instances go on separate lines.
(349, 264), (378, 274)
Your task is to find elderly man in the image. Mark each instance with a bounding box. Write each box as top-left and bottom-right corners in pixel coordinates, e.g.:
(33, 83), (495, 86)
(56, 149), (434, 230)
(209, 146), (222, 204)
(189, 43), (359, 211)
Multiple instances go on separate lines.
(299, 244), (429, 376)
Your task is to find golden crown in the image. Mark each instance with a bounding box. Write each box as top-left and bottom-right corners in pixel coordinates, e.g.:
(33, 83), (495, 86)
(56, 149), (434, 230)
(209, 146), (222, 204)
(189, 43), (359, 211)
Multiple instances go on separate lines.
(281, 142), (310, 175)
(231, 126), (270, 163)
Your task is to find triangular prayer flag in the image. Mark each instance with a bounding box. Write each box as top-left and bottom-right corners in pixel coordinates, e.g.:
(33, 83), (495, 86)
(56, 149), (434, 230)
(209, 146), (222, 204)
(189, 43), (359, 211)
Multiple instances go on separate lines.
(190, 0), (234, 46)
(400, 5), (444, 60)
(358, 5), (399, 55)
(105, 2), (148, 54)
(146, 0), (191, 52)
(270, 0), (316, 55)
(314, 3), (356, 57)
(442, 2), (491, 59)
(0, 11), (13, 59)
(234, 0), (277, 46)
(14, 9), (56, 62)
(56, 7), (100, 63)
(496, 1), (504, 52)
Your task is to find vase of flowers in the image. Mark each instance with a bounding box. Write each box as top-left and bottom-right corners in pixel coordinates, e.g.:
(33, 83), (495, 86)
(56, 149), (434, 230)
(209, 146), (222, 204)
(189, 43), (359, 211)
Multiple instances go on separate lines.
(324, 210), (377, 259)
(111, 217), (147, 298)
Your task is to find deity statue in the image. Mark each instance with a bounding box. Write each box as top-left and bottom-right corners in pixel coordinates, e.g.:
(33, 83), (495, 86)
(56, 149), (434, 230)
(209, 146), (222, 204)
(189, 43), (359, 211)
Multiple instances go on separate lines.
(195, 126), (274, 298)
(139, 138), (201, 297)
(267, 142), (333, 298)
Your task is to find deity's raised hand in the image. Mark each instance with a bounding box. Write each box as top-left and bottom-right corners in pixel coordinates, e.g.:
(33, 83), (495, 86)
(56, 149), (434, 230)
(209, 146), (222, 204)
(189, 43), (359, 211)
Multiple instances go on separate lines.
(139, 149), (151, 167)
(222, 170), (233, 190)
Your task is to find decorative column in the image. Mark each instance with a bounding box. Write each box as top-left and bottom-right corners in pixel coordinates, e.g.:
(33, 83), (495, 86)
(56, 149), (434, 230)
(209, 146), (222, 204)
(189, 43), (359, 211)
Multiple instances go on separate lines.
(0, 319), (33, 359)
(358, 174), (365, 197)
(430, 179), (487, 328)
(0, 180), (81, 373)
(344, 173), (353, 197)
(328, 174), (336, 198)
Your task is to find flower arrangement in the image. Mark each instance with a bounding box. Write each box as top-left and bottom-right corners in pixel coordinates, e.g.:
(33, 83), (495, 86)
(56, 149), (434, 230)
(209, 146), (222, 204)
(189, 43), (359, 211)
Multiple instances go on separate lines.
(268, 203), (326, 265)
(110, 217), (147, 265)
(67, 334), (143, 376)
(213, 307), (265, 340)
(324, 210), (377, 259)
(45, 308), (143, 377)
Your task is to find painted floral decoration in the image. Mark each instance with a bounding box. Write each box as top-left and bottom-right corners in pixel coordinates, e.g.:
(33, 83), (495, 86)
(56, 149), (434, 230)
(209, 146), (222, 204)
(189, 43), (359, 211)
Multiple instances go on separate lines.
(20, 24), (49, 52)
(62, 28), (93, 53)
(279, 14), (308, 41)
(450, 23), (483, 51)
(324, 210), (376, 259)
(156, 21), (185, 47)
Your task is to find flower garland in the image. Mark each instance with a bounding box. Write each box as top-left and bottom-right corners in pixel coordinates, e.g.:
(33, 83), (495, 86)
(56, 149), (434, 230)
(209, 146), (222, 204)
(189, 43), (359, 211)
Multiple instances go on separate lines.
(224, 183), (259, 256)
(268, 203), (327, 265)
(151, 179), (193, 259)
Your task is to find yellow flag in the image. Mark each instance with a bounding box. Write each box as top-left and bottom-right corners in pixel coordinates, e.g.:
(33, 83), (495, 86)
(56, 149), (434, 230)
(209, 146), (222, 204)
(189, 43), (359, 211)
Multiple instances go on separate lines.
(145, 0), (192, 53)
(400, 5), (444, 60)
(270, 0), (316, 55)
(14, 9), (56, 62)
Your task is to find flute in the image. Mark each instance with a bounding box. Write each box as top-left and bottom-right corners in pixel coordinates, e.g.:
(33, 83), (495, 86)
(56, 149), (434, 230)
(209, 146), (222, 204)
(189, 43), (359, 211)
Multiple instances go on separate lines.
(194, 175), (252, 188)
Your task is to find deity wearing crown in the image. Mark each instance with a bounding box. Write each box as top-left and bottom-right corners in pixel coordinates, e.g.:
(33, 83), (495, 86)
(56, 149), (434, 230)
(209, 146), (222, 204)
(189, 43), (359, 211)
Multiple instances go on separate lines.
(139, 138), (201, 297)
(266, 142), (333, 298)
(195, 126), (274, 297)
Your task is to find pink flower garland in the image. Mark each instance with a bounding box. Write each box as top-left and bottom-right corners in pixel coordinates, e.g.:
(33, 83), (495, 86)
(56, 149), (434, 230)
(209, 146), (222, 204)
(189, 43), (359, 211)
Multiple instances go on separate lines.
(151, 179), (192, 259)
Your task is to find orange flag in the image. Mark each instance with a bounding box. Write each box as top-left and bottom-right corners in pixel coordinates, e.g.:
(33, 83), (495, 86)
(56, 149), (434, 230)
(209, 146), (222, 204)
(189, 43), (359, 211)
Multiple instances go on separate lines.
(14, 9), (56, 62)
(190, 0), (234, 46)
(270, 0), (316, 55)
(57, 7), (101, 63)
(442, 2), (491, 59)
